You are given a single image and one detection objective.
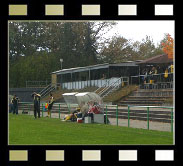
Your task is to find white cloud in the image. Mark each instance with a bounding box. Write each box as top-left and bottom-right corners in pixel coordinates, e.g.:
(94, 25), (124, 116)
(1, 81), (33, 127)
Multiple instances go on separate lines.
(105, 20), (174, 45)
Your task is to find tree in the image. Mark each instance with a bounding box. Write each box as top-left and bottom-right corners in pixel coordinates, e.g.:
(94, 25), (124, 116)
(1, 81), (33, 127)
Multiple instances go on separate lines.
(99, 35), (164, 63)
(99, 36), (134, 63)
(161, 33), (174, 59)
(9, 21), (117, 87)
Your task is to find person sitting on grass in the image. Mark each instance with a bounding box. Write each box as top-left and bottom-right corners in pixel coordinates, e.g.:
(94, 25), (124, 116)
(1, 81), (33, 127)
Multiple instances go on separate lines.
(64, 108), (80, 122)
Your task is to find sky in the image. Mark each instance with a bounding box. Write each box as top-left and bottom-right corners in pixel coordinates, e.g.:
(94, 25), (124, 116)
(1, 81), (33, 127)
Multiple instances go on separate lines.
(105, 21), (174, 46)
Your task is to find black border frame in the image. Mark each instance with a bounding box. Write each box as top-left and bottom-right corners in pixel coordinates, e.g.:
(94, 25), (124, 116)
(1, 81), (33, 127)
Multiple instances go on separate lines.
(0, 0), (180, 165)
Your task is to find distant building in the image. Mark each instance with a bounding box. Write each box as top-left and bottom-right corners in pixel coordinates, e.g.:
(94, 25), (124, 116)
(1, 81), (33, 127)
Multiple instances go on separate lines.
(51, 62), (139, 89)
(51, 54), (174, 90)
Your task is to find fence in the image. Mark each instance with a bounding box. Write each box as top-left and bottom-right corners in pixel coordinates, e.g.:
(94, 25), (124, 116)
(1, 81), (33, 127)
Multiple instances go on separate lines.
(62, 77), (129, 90)
(126, 105), (174, 132)
(15, 102), (174, 132)
(130, 73), (173, 85)
(26, 80), (51, 88)
(18, 102), (78, 119)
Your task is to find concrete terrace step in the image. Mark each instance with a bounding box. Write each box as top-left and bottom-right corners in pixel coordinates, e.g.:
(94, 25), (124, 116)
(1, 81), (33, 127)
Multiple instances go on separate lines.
(119, 101), (163, 104)
(123, 99), (165, 102)
(118, 103), (163, 106)
(107, 114), (171, 123)
(135, 89), (173, 92)
(128, 96), (172, 99)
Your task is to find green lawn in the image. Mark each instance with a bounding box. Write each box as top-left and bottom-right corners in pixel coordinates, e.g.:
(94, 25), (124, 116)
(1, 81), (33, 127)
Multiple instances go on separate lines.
(9, 114), (173, 145)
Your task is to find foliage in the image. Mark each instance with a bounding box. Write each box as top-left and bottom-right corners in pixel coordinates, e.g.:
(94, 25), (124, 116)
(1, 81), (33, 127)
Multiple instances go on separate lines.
(9, 21), (171, 88)
(161, 33), (174, 59)
(9, 22), (117, 87)
(9, 52), (58, 87)
(99, 36), (164, 63)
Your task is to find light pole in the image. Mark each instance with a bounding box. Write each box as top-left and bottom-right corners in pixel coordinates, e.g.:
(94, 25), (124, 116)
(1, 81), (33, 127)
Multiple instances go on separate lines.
(60, 58), (63, 70)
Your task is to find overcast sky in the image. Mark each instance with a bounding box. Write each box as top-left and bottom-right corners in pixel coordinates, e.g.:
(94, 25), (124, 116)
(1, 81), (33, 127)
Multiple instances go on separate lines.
(105, 20), (174, 46)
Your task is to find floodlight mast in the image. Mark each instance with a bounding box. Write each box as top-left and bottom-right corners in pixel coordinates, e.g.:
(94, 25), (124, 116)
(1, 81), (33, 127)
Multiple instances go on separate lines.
(60, 58), (63, 70)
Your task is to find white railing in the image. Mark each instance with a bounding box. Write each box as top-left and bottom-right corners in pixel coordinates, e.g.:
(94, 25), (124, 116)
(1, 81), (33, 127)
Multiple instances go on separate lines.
(62, 78), (121, 90)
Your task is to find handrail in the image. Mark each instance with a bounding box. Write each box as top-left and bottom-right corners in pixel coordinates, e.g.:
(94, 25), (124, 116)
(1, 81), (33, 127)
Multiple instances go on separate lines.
(39, 84), (51, 95)
(41, 86), (55, 98)
(99, 77), (122, 98)
(128, 105), (174, 109)
(98, 79), (117, 96)
(130, 72), (173, 78)
(94, 77), (115, 94)
(26, 80), (51, 88)
(102, 79), (121, 98)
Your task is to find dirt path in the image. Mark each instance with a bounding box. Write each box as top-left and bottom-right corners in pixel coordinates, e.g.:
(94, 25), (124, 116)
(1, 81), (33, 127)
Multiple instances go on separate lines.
(108, 118), (172, 132)
(25, 111), (172, 132)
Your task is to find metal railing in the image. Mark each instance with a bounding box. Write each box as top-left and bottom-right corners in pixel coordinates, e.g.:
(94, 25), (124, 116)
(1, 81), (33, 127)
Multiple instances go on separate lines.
(94, 77), (115, 94)
(130, 73), (173, 85)
(98, 77), (126, 98)
(26, 80), (51, 88)
(39, 84), (55, 98)
(126, 105), (174, 132)
(14, 102), (174, 132)
(39, 83), (61, 98)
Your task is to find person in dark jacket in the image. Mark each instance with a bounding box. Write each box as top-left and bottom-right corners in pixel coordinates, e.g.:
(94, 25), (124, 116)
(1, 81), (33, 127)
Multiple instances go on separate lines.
(12, 95), (19, 115)
(31, 92), (41, 119)
(47, 93), (54, 117)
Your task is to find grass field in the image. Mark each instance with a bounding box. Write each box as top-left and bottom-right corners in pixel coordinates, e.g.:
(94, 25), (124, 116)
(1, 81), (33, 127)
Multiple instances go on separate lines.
(9, 114), (173, 145)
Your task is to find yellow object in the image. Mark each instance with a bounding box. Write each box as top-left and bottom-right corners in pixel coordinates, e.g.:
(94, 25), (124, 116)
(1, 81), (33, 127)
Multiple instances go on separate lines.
(122, 82), (125, 87)
(170, 65), (174, 73)
(46, 150), (64, 161)
(149, 80), (154, 84)
(9, 150), (28, 161)
(9, 5), (27, 16)
(65, 115), (72, 120)
(164, 69), (168, 78)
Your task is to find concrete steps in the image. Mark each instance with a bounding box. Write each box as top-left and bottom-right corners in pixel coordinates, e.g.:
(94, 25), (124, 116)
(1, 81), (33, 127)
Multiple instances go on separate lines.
(118, 88), (173, 106)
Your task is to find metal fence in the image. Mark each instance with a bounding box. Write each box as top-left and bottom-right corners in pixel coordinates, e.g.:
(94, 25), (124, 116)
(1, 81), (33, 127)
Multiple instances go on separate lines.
(14, 102), (174, 132)
(26, 80), (51, 88)
(62, 77), (129, 90)
(126, 105), (174, 132)
(130, 73), (173, 85)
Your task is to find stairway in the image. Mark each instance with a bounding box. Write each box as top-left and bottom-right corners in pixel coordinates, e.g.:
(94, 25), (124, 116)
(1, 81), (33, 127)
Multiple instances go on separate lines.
(96, 77), (127, 99)
(119, 88), (173, 106)
(39, 84), (56, 98)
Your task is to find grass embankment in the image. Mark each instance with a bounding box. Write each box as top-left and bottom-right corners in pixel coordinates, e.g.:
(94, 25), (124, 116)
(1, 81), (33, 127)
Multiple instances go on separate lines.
(9, 114), (173, 145)
(103, 85), (138, 103)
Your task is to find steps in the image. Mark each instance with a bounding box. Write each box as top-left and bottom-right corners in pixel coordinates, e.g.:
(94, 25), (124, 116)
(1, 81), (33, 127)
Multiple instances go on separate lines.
(96, 77), (127, 99)
(118, 88), (173, 106)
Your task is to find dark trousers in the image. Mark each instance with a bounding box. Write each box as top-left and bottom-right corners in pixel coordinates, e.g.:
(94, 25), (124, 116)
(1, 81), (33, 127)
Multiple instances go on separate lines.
(34, 105), (40, 118)
(9, 104), (13, 113)
(13, 105), (18, 114)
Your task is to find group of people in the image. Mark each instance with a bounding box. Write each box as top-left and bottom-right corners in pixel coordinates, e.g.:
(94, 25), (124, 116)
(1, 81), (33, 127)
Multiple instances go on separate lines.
(31, 92), (54, 119)
(141, 64), (174, 84)
(10, 92), (54, 119)
(141, 66), (159, 84)
(64, 101), (103, 122)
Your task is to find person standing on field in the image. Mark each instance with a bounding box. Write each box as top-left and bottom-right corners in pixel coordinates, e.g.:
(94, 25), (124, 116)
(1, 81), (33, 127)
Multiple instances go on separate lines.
(47, 93), (54, 117)
(12, 95), (19, 115)
(32, 92), (41, 119)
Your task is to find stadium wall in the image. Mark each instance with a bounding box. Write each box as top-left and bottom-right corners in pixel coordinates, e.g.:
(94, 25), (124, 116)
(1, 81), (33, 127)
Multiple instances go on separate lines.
(9, 88), (44, 102)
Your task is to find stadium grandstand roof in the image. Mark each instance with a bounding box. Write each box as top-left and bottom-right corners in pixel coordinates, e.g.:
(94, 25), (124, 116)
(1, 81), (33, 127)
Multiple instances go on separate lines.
(136, 54), (173, 65)
(51, 61), (139, 75)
